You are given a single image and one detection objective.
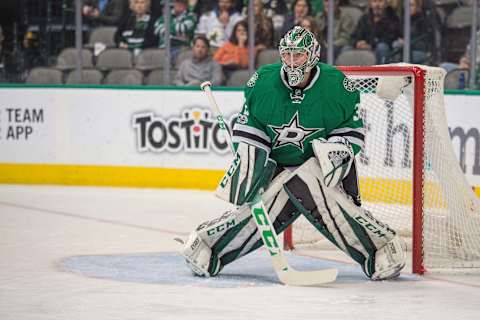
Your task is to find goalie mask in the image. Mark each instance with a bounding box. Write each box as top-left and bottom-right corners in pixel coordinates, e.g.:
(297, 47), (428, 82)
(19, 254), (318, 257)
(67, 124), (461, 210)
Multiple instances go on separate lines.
(279, 26), (321, 87)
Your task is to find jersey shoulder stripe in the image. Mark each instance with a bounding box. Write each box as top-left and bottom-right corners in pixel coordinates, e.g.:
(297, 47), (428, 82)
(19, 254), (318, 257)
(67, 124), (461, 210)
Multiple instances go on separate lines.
(232, 123), (272, 153)
(233, 123), (271, 143)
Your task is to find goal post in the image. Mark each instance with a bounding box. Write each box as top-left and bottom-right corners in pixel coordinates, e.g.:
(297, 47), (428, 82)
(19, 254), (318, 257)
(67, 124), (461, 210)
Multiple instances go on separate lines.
(283, 64), (480, 275)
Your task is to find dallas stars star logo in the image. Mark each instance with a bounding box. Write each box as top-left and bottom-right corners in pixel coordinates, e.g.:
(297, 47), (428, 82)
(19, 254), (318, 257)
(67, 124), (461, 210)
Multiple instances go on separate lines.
(269, 112), (324, 152)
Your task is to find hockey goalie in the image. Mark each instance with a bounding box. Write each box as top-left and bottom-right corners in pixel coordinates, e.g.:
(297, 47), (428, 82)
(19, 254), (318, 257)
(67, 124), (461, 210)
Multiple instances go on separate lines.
(180, 26), (406, 281)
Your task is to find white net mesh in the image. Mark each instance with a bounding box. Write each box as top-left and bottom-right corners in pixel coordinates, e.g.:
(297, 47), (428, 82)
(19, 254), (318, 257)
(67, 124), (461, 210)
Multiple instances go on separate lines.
(290, 65), (480, 271)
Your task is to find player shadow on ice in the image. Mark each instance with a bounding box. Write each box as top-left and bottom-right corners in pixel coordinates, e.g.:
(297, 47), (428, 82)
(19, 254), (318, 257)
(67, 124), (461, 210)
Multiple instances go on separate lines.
(60, 251), (417, 288)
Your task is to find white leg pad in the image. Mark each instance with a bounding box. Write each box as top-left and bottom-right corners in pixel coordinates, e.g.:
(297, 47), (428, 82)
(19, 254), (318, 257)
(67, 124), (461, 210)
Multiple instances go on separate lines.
(369, 235), (407, 280)
(180, 231), (220, 277)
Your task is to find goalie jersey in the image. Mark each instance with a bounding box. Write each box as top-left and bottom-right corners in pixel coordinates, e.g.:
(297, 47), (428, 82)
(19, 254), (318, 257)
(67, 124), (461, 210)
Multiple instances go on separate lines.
(232, 62), (364, 167)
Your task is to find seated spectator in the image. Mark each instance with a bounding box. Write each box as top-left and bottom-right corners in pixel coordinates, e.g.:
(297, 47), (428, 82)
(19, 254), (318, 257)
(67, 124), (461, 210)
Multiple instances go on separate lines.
(351, 0), (401, 64)
(281, 0), (311, 37)
(299, 16), (326, 61)
(83, 0), (129, 26)
(254, 0), (275, 52)
(259, 0), (288, 39)
(299, 16), (322, 41)
(195, 0), (244, 49)
(260, 0), (287, 18)
(153, 0), (197, 59)
(213, 20), (249, 75)
(22, 30), (46, 70)
(174, 35), (223, 86)
(391, 0), (433, 64)
(315, 0), (355, 58)
(115, 0), (154, 55)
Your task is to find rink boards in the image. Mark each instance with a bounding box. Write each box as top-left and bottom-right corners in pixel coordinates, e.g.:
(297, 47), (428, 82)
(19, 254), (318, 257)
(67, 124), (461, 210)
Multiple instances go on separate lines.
(0, 85), (479, 200)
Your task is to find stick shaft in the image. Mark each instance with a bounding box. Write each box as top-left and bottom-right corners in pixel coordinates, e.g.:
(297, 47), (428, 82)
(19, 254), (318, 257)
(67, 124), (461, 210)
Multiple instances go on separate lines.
(201, 84), (235, 152)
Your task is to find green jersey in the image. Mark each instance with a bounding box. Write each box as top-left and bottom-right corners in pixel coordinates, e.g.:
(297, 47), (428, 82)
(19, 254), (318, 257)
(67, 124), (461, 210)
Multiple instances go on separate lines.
(154, 10), (197, 48)
(232, 62), (363, 167)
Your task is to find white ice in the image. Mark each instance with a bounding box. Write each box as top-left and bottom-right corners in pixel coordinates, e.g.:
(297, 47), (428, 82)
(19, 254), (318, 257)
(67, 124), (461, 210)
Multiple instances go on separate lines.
(0, 185), (479, 320)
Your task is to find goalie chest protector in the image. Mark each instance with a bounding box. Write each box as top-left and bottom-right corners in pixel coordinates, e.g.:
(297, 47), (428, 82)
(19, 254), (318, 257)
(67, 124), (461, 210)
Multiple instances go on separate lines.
(236, 62), (362, 167)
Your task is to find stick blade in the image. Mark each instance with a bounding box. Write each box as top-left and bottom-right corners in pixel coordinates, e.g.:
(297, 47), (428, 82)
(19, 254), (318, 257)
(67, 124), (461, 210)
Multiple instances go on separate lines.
(270, 251), (338, 286)
(277, 268), (338, 286)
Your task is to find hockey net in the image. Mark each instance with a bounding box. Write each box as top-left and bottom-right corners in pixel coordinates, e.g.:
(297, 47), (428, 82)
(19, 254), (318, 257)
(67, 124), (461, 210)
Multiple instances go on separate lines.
(284, 64), (480, 274)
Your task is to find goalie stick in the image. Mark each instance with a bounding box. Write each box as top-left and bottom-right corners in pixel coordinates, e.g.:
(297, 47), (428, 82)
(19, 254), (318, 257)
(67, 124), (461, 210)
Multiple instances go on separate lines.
(200, 81), (338, 286)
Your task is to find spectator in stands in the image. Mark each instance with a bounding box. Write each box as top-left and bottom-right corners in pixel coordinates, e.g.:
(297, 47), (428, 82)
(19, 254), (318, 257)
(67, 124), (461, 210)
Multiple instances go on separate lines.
(351, 0), (401, 64)
(22, 30), (45, 70)
(315, 0), (355, 58)
(187, 0), (244, 15)
(153, 0), (197, 58)
(299, 16), (326, 61)
(387, 0), (402, 17)
(186, 0), (206, 16)
(213, 20), (249, 75)
(259, 0), (287, 17)
(195, 0), (244, 48)
(254, 0), (275, 52)
(310, 0), (324, 16)
(259, 0), (288, 35)
(281, 0), (311, 37)
(391, 0), (433, 64)
(83, 0), (129, 26)
(299, 16), (322, 41)
(115, 0), (154, 55)
(174, 35), (223, 86)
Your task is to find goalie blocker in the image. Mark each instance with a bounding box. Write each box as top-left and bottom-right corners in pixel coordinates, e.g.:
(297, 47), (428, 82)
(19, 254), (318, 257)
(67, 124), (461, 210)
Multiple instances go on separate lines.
(180, 140), (406, 280)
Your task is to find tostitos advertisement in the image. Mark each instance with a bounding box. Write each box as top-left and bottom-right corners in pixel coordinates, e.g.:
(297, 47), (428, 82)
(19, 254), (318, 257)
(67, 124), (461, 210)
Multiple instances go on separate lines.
(0, 87), (478, 192)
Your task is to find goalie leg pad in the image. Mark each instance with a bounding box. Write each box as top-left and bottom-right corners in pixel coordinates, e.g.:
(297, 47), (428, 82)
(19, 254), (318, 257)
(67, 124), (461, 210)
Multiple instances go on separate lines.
(181, 170), (301, 276)
(283, 158), (405, 279)
(180, 230), (221, 277)
(368, 235), (407, 280)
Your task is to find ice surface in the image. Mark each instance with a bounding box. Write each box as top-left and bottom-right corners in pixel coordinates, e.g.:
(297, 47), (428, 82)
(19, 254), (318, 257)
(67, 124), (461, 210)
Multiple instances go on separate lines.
(61, 251), (420, 288)
(0, 185), (479, 320)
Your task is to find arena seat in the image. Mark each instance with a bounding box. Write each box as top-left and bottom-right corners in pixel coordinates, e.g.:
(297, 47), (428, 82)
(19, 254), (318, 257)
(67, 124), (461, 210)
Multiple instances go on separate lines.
(55, 48), (94, 70)
(145, 69), (177, 85)
(65, 69), (103, 85)
(335, 49), (376, 66)
(87, 26), (117, 48)
(135, 48), (167, 71)
(256, 49), (280, 68)
(96, 48), (133, 71)
(226, 70), (250, 87)
(104, 69), (143, 85)
(26, 68), (64, 84)
(444, 68), (470, 89)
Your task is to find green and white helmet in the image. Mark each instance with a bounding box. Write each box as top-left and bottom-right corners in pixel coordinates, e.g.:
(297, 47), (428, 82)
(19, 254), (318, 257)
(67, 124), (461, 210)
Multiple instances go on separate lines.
(279, 26), (321, 86)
